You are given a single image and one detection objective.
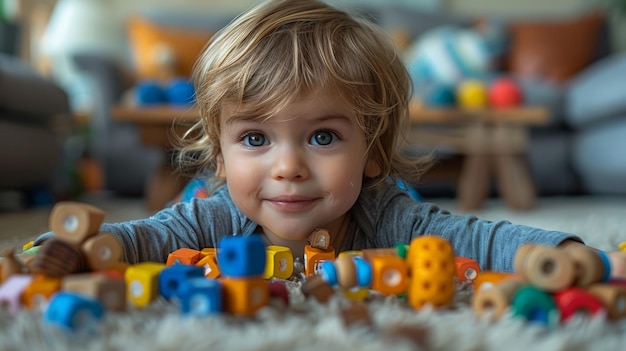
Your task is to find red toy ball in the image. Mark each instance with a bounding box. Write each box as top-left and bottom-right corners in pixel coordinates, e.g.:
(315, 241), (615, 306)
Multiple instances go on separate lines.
(488, 77), (523, 108)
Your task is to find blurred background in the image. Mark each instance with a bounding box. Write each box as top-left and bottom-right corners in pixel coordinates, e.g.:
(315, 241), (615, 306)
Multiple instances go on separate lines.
(1, 0), (625, 212)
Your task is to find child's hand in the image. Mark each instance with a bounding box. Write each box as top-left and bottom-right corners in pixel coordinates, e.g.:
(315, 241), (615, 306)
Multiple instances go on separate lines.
(608, 250), (626, 280)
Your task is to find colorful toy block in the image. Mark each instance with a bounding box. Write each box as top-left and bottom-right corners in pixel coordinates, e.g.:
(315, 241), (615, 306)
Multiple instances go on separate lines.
(267, 281), (289, 305)
(217, 235), (266, 278)
(81, 233), (123, 271)
(553, 287), (605, 322)
(0, 247), (26, 283)
(159, 264), (204, 300)
(43, 292), (104, 331)
(352, 256), (373, 288)
(62, 273), (127, 312)
(177, 277), (222, 316)
(196, 253), (221, 279)
(308, 228), (330, 250)
(301, 274), (335, 304)
(304, 244), (335, 276)
(334, 255), (357, 289)
(473, 271), (514, 291)
(369, 255), (408, 296)
(587, 284), (626, 320)
(201, 248), (216, 256)
(319, 260), (338, 285)
(264, 245), (294, 280)
(220, 276), (269, 316)
(48, 202), (105, 244)
(454, 257), (481, 283)
(514, 244), (575, 292)
(407, 236), (456, 310)
(511, 285), (559, 326)
(22, 274), (62, 311)
(562, 245), (608, 286)
(166, 248), (203, 266)
(124, 262), (165, 308)
(472, 278), (523, 321)
(0, 274), (34, 315)
(31, 238), (89, 277)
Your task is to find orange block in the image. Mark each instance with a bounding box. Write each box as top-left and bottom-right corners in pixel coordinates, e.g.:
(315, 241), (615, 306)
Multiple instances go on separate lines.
(220, 276), (269, 316)
(166, 248), (202, 266)
(201, 248), (216, 256)
(370, 255), (408, 296)
(196, 253), (221, 279)
(455, 257), (481, 283)
(22, 275), (61, 310)
(473, 271), (514, 291)
(304, 245), (335, 276)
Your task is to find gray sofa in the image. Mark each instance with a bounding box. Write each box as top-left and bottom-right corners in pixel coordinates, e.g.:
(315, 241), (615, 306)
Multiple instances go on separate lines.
(71, 5), (626, 198)
(0, 54), (72, 205)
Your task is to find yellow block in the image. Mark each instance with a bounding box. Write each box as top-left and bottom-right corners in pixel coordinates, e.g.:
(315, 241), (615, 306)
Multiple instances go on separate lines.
(124, 262), (165, 308)
(264, 246), (294, 280)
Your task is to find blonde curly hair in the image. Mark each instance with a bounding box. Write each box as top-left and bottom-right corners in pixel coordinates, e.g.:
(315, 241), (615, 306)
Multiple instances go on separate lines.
(174, 0), (431, 192)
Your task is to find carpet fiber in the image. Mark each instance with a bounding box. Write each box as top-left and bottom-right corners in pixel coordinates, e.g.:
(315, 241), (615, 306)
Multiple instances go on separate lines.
(1, 195), (626, 351)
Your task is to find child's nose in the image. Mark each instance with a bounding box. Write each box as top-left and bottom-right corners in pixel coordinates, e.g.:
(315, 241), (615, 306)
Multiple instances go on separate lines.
(270, 147), (310, 181)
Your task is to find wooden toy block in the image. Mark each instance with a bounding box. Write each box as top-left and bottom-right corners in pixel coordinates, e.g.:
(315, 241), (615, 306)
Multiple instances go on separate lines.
(407, 236), (456, 310)
(177, 277), (222, 316)
(0, 247), (26, 283)
(220, 276), (269, 316)
(369, 255), (408, 296)
(43, 292), (104, 331)
(304, 245), (335, 276)
(340, 302), (373, 328)
(267, 281), (289, 306)
(81, 233), (123, 271)
(49, 201), (105, 244)
(0, 274), (34, 315)
(124, 262), (166, 308)
(587, 284), (626, 320)
(454, 257), (481, 283)
(264, 245), (294, 280)
(361, 248), (397, 261)
(31, 238), (89, 277)
(394, 243), (409, 259)
(63, 273), (127, 312)
(196, 254), (221, 279)
(166, 248), (203, 266)
(301, 274), (336, 304)
(511, 285), (559, 326)
(22, 274), (62, 311)
(472, 278), (523, 321)
(562, 245), (608, 286)
(554, 287), (605, 322)
(308, 228), (330, 250)
(334, 255), (357, 289)
(473, 271), (515, 291)
(217, 235), (266, 278)
(515, 244), (575, 292)
(159, 264), (204, 300)
(201, 248), (216, 256)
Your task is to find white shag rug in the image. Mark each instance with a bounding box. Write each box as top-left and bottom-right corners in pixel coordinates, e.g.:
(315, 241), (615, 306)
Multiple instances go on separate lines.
(1, 195), (626, 351)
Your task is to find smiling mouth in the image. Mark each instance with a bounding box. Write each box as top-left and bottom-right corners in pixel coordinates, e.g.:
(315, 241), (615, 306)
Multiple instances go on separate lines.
(265, 196), (319, 213)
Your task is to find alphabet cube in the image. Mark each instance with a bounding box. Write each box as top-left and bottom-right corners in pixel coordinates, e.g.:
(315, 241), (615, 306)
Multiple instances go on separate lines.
(63, 273), (127, 312)
(369, 255), (408, 296)
(217, 235), (266, 278)
(177, 277), (222, 316)
(43, 292), (104, 331)
(22, 274), (62, 311)
(49, 202), (105, 244)
(159, 264), (204, 300)
(166, 248), (203, 266)
(264, 246), (294, 280)
(220, 276), (269, 316)
(304, 245), (335, 276)
(196, 254), (221, 279)
(124, 262), (165, 308)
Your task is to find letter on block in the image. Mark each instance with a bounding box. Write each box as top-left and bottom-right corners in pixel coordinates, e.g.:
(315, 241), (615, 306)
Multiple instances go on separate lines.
(22, 275), (62, 311)
(63, 273), (127, 312)
(124, 262), (165, 308)
(43, 292), (104, 331)
(304, 245), (335, 276)
(177, 277), (222, 316)
(454, 256), (481, 283)
(49, 202), (105, 244)
(218, 235), (266, 278)
(196, 254), (220, 279)
(82, 233), (123, 271)
(370, 255), (408, 296)
(220, 276), (269, 316)
(166, 248), (202, 266)
(159, 264), (204, 300)
(264, 246), (294, 280)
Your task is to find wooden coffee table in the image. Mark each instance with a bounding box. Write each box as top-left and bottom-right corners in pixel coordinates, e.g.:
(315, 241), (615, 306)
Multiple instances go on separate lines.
(112, 103), (548, 211)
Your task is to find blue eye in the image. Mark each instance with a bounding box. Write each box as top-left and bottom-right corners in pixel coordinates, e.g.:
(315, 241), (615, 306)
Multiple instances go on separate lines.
(242, 132), (268, 147)
(310, 130), (337, 146)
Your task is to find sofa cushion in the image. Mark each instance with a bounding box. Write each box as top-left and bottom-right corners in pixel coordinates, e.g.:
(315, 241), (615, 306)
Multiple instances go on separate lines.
(565, 52), (626, 129)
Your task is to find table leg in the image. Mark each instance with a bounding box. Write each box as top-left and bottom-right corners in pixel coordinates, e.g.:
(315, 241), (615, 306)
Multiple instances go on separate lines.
(457, 154), (492, 210)
(493, 154), (536, 210)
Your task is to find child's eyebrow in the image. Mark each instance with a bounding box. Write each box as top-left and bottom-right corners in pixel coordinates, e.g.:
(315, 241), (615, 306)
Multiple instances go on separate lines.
(225, 113), (353, 126)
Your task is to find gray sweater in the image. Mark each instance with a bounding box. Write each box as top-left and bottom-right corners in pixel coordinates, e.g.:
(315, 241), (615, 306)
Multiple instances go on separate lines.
(36, 185), (580, 272)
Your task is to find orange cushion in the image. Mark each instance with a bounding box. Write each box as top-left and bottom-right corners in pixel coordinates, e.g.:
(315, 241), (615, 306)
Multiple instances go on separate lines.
(505, 12), (605, 83)
(126, 16), (214, 80)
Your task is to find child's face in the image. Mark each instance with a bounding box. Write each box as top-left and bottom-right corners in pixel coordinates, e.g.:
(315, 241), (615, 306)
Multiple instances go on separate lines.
(218, 88), (379, 244)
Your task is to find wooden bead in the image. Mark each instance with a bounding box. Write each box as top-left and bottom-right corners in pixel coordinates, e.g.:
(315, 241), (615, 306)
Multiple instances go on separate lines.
(334, 255), (357, 289)
(511, 285), (559, 326)
(308, 228), (330, 250)
(587, 284), (626, 320)
(553, 287), (605, 322)
(472, 278), (523, 321)
(301, 275), (335, 303)
(49, 202), (105, 244)
(31, 238), (89, 277)
(513, 244), (536, 276)
(562, 245), (606, 287)
(82, 233), (123, 271)
(516, 245), (575, 292)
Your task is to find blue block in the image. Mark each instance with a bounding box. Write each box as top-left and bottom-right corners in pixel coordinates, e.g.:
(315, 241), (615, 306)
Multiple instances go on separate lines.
(217, 235), (266, 278)
(166, 78), (196, 105)
(135, 80), (166, 105)
(159, 264), (205, 300)
(43, 292), (104, 331)
(353, 256), (372, 288)
(319, 261), (338, 286)
(177, 277), (222, 316)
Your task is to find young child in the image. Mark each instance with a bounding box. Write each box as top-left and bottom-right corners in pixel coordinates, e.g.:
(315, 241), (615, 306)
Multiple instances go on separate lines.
(35, 0), (626, 277)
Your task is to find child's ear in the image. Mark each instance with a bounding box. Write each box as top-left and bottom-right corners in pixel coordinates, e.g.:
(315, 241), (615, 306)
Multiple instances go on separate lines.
(364, 156), (382, 178)
(216, 154), (226, 178)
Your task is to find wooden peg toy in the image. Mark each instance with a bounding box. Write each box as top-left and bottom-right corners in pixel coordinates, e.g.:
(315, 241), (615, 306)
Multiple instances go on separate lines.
(308, 228), (330, 250)
(217, 235), (266, 278)
(300, 274), (336, 304)
(304, 244), (335, 276)
(31, 238), (89, 277)
(220, 276), (269, 316)
(43, 292), (105, 331)
(21, 274), (62, 311)
(454, 256), (481, 283)
(369, 255), (408, 296)
(472, 278), (523, 321)
(124, 262), (166, 308)
(587, 284), (626, 320)
(159, 264), (204, 300)
(553, 287), (605, 322)
(0, 274), (35, 315)
(49, 201), (105, 244)
(62, 273), (127, 312)
(562, 245), (609, 287)
(177, 277), (222, 316)
(196, 253), (221, 279)
(514, 244), (575, 292)
(81, 233), (123, 271)
(264, 245), (294, 280)
(166, 248), (203, 266)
